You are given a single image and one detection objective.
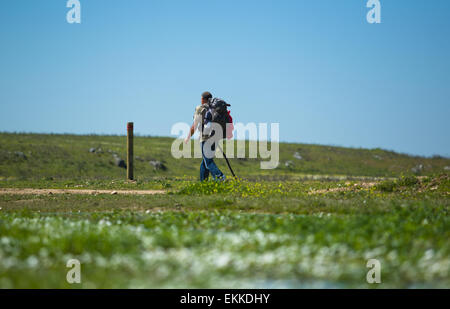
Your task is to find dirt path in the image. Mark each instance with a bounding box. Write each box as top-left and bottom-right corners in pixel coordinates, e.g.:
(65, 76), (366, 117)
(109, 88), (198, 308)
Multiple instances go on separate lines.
(308, 182), (377, 195)
(0, 188), (166, 195)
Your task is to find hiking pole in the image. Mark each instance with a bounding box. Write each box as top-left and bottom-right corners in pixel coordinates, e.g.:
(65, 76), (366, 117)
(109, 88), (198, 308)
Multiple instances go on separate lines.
(217, 144), (236, 179)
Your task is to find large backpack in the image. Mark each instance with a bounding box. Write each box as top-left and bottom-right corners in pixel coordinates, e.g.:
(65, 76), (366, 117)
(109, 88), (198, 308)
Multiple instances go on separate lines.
(201, 98), (233, 140)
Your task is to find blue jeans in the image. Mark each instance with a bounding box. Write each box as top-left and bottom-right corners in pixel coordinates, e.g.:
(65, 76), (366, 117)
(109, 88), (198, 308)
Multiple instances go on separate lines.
(200, 141), (225, 181)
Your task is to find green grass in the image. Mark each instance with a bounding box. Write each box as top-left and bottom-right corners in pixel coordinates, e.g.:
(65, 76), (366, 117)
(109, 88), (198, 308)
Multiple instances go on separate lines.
(1, 132), (449, 182)
(0, 133), (448, 288)
(1, 200), (448, 288)
(0, 176), (448, 288)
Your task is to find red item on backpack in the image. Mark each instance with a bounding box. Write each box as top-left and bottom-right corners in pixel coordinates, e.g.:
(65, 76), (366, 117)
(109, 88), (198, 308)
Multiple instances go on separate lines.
(226, 111), (234, 140)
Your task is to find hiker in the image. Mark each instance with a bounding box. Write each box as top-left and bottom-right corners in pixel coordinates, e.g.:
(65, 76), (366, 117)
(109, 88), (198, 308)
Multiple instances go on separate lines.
(184, 91), (225, 181)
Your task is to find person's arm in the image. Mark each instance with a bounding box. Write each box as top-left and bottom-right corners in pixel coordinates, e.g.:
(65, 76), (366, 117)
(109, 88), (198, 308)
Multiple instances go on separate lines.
(184, 118), (198, 144)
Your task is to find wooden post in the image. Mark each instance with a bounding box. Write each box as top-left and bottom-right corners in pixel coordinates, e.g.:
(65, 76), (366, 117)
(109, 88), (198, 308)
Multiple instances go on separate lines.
(127, 122), (134, 180)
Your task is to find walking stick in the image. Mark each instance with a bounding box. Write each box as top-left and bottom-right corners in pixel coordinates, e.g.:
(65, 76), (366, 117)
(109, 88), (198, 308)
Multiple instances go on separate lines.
(217, 144), (236, 179)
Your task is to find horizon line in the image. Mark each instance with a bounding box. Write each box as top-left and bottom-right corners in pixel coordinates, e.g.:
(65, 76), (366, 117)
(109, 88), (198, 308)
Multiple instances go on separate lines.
(1, 130), (449, 160)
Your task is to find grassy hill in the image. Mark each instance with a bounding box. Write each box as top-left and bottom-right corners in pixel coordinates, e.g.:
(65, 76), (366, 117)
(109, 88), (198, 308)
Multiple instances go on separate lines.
(0, 132), (449, 181)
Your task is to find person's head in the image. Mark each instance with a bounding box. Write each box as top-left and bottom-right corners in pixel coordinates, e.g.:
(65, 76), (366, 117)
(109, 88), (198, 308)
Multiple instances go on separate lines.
(201, 91), (212, 105)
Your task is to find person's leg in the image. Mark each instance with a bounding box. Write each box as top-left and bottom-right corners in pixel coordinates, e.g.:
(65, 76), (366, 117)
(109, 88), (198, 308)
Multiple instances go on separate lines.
(200, 141), (210, 181)
(207, 158), (225, 181)
(201, 141), (225, 181)
(200, 159), (209, 181)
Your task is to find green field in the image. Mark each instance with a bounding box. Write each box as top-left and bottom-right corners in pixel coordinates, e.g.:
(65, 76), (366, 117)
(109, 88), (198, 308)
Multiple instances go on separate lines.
(1, 132), (449, 181)
(0, 133), (449, 288)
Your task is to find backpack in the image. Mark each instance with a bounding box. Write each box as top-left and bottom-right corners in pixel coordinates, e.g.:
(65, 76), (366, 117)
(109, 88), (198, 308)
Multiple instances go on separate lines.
(201, 98), (233, 140)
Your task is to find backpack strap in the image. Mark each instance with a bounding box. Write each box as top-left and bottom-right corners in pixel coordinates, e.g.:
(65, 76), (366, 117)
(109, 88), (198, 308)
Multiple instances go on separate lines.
(200, 105), (209, 137)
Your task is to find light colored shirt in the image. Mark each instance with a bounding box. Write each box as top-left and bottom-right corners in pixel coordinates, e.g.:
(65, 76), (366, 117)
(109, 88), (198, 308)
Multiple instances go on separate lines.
(193, 104), (209, 142)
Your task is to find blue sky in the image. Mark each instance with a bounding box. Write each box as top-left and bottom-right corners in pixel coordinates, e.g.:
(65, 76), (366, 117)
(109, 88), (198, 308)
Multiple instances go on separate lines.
(0, 0), (449, 157)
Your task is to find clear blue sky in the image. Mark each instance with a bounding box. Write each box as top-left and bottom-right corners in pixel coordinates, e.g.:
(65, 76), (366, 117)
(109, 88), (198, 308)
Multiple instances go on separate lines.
(1, 0), (449, 157)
